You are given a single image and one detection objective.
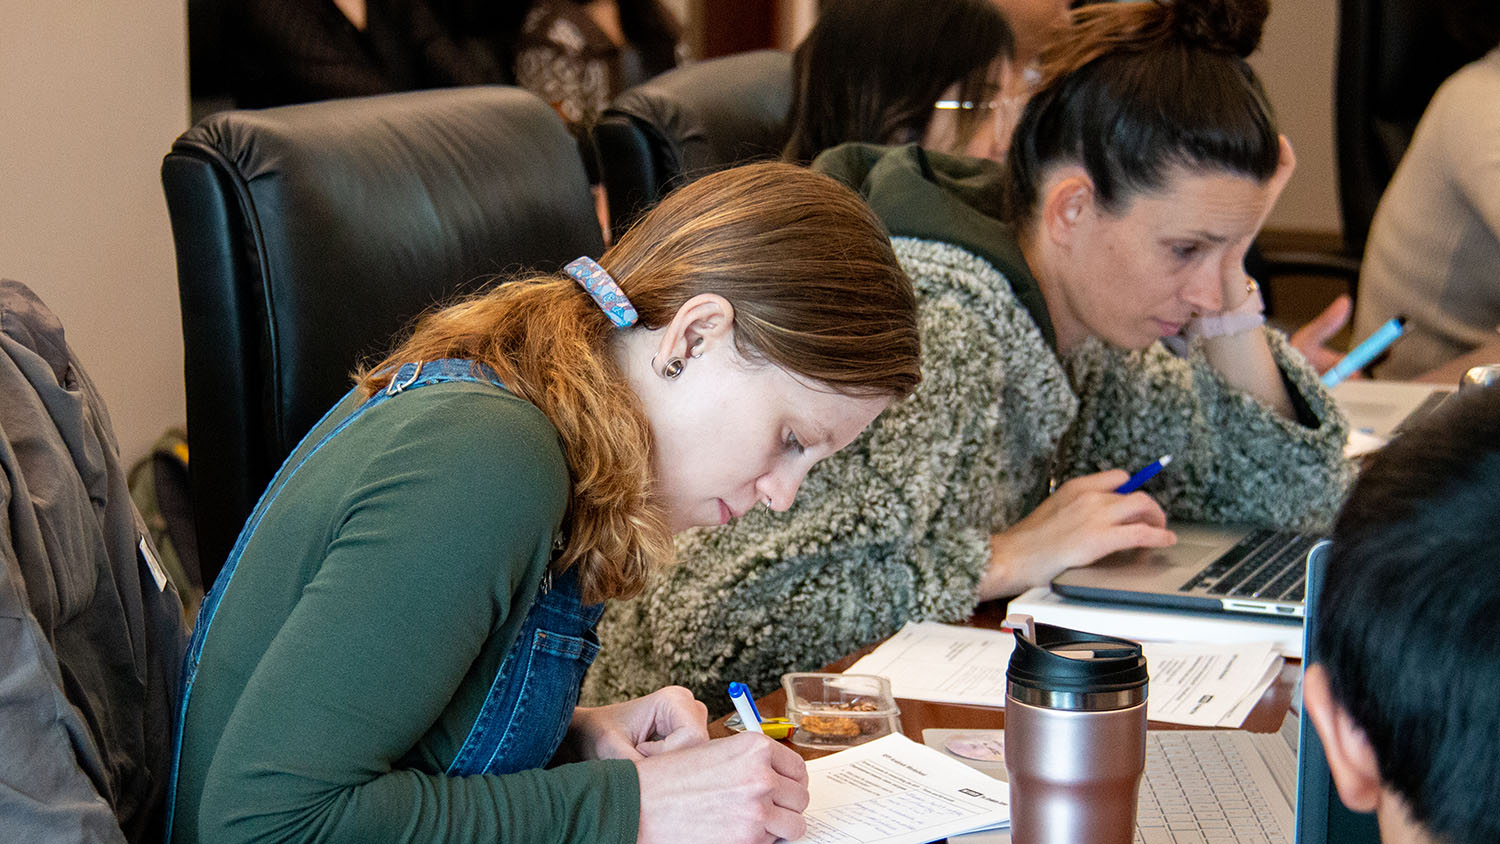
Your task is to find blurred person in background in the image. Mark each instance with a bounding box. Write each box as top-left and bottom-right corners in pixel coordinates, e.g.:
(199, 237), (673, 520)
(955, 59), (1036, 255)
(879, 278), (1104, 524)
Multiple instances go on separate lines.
(782, 0), (1018, 164)
(232, 0), (521, 107)
(514, 0), (685, 130)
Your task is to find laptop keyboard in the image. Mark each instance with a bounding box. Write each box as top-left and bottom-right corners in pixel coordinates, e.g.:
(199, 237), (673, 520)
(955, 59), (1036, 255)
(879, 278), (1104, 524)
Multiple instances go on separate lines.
(1135, 732), (1288, 844)
(1178, 530), (1319, 602)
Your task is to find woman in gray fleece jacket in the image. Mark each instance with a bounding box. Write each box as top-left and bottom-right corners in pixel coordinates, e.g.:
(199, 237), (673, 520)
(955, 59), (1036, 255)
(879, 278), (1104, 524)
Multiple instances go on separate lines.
(585, 0), (1353, 708)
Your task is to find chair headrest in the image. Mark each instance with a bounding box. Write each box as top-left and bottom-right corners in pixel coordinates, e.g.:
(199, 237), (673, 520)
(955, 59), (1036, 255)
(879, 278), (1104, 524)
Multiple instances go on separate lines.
(605, 50), (794, 177)
(170, 85), (604, 454)
(163, 86), (606, 578)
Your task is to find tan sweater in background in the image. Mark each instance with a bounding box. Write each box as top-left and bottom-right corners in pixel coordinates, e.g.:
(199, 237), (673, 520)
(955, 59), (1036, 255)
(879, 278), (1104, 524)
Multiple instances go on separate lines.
(1356, 47), (1500, 379)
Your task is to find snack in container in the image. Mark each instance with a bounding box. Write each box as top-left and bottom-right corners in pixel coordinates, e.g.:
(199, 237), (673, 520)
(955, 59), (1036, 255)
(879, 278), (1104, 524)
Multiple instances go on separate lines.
(781, 672), (901, 749)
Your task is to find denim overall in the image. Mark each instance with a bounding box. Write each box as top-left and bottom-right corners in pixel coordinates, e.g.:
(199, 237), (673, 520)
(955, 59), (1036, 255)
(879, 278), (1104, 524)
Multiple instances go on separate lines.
(165, 359), (604, 837)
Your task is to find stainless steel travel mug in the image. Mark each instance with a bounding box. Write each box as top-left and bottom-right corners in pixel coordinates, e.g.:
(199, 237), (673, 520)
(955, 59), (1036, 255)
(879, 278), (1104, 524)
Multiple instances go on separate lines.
(1003, 614), (1148, 844)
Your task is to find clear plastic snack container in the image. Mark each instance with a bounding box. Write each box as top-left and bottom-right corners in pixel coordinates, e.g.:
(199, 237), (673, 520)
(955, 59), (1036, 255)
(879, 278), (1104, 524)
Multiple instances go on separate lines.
(781, 672), (901, 750)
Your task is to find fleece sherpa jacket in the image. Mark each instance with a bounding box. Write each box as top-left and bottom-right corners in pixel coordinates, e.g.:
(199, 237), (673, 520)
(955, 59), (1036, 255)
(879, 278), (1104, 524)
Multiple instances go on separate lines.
(583, 144), (1353, 709)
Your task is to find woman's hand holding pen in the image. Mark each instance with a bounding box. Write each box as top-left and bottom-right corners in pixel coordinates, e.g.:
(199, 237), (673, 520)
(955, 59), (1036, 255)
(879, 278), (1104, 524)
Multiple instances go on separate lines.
(562, 686), (709, 762)
(635, 730), (810, 844)
(978, 470), (1177, 601)
(570, 685), (809, 844)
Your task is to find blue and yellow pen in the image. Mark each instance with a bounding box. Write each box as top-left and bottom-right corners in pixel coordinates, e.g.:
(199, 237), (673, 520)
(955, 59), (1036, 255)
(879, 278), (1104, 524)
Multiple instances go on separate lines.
(1322, 316), (1405, 388)
(728, 682), (764, 734)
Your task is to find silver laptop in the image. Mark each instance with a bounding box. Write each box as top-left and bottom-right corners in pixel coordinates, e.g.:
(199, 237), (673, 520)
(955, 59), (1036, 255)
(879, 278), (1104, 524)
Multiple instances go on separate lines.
(1050, 523), (1318, 619)
(1049, 380), (1455, 621)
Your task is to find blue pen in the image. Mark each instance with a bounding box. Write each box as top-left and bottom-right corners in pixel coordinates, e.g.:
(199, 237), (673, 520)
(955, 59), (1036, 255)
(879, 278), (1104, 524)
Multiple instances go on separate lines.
(728, 682), (764, 734)
(1322, 316), (1405, 388)
(1116, 454), (1172, 494)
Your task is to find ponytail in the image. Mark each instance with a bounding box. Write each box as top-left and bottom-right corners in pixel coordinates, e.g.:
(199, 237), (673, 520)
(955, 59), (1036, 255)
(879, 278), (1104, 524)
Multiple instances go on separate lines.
(359, 162), (920, 603)
(1007, 0), (1278, 225)
(359, 277), (664, 604)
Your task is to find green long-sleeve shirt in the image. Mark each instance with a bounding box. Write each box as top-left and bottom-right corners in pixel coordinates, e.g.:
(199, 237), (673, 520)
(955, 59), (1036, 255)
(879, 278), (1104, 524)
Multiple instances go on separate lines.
(172, 382), (639, 844)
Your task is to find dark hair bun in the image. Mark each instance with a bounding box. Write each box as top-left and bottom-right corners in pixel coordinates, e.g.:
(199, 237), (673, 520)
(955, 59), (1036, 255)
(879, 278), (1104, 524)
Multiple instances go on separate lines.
(1171, 0), (1270, 58)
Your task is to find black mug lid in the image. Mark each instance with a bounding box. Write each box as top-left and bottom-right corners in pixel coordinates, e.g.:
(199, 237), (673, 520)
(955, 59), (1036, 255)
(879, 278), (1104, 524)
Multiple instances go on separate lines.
(1007, 616), (1148, 704)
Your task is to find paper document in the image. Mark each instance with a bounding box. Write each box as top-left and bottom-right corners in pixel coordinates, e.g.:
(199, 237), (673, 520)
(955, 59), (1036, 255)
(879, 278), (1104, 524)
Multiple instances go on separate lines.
(844, 622), (1012, 706)
(1330, 379), (1453, 455)
(1007, 587), (1304, 658)
(1141, 641), (1282, 727)
(1343, 428), (1387, 458)
(845, 622), (1282, 727)
(786, 733), (1010, 844)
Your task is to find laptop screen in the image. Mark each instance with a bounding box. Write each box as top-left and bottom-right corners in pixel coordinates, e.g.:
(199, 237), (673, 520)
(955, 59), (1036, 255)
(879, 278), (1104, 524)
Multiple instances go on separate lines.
(1295, 540), (1382, 844)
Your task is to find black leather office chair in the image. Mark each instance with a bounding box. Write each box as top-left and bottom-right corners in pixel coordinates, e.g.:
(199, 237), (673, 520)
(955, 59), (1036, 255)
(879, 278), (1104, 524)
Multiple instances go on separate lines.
(1254, 0), (1487, 296)
(592, 50), (793, 242)
(1334, 0), (1487, 251)
(187, 0), (237, 122)
(162, 86), (605, 585)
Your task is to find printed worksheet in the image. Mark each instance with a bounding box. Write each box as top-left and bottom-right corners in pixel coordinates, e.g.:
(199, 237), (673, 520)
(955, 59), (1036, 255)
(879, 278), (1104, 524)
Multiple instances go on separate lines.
(784, 733), (1010, 844)
(1137, 640), (1282, 727)
(844, 622), (1282, 727)
(844, 622), (1014, 706)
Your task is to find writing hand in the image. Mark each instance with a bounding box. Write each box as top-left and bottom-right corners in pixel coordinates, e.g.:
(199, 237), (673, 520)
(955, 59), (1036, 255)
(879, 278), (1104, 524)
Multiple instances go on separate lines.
(636, 731), (810, 844)
(979, 470), (1176, 600)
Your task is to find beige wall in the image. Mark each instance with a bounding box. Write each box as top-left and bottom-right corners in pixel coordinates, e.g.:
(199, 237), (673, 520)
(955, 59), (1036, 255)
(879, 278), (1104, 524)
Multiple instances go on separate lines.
(0, 0), (190, 467)
(1251, 0), (1341, 235)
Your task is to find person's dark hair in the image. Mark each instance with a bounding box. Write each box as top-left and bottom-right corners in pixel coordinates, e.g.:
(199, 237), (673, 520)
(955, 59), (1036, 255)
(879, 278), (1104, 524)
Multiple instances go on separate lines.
(1317, 386), (1500, 844)
(1005, 0), (1278, 226)
(782, 0), (1014, 163)
(612, 0), (684, 76)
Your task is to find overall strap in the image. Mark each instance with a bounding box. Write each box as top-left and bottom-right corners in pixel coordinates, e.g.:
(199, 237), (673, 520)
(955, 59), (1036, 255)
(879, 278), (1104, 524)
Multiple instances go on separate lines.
(164, 360), (505, 839)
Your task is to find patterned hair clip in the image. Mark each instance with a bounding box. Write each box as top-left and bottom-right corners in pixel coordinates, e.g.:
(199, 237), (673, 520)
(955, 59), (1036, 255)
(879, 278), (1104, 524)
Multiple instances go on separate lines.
(564, 256), (638, 329)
